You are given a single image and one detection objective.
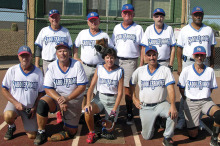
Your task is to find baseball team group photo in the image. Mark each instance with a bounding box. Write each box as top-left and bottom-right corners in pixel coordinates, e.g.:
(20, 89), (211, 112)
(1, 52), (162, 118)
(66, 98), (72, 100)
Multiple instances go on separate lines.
(1, 1), (220, 146)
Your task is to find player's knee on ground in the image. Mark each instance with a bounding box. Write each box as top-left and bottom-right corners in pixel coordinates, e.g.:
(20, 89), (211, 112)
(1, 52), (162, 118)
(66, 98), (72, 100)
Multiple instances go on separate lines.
(141, 129), (154, 140)
(213, 110), (220, 125)
(37, 100), (49, 117)
(26, 132), (36, 139)
(4, 110), (17, 124)
(188, 127), (198, 139)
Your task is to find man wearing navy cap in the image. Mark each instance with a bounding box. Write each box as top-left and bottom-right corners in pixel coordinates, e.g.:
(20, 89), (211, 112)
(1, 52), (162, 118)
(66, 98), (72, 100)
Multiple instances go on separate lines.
(35, 9), (73, 75)
(73, 12), (114, 121)
(112, 4), (144, 125)
(178, 46), (220, 145)
(130, 45), (177, 145)
(176, 6), (216, 130)
(141, 8), (176, 69)
(34, 42), (88, 145)
(2, 46), (44, 141)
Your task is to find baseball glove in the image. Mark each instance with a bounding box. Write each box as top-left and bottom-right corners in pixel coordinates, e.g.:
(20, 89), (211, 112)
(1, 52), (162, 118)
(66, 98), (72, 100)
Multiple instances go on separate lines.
(94, 38), (108, 54)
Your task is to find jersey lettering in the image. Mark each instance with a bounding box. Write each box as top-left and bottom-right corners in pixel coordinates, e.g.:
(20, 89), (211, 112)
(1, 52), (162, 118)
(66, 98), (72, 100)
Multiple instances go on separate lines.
(99, 78), (118, 88)
(44, 36), (67, 45)
(82, 40), (96, 48)
(141, 79), (165, 90)
(53, 77), (77, 88)
(148, 38), (170, 47)
(12, 80), (38, 91)
(115, 33), (136, 43)
(188, 35), (209, 45)
(187, 80), (210, 90)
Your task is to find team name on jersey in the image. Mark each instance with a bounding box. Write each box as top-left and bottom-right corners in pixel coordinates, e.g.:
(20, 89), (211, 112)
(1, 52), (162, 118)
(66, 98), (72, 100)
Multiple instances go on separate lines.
(99, 78), (118, 88)
(53, 77), (77, 88)
(187, 80), (210, 90)
(44, 36), (67, 45)
(82, 40), (96, 48)
(148, 38), (170, 47)
(141, 79), (165, 90)
(12, 80), (38, 91)
(188, 35), (209, 45)
(115, 33), (136, 43)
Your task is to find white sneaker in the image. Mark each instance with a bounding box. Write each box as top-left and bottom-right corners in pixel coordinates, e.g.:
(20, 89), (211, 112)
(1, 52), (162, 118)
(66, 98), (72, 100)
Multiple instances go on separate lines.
(176, 119), (185, 130)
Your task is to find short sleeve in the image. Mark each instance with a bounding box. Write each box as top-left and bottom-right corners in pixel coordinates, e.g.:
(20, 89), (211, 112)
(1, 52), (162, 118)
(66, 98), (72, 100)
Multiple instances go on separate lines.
(43, 67), (54, 89)
(177, 69), (187, 88)
(165, 68), (175, 87)
(35, 29), (43, 48)
(2, 67), (13, 90)
(76, 62), (88, 85)
(210, 70), (218, 89)
(130, 68), (139, 85)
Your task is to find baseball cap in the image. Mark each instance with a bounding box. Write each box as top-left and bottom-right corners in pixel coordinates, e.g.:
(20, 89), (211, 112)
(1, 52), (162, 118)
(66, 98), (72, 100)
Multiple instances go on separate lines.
(193, 46), (206, 55)
(55, 42), (70, 50)
(87, 12), (99, 21)
(192, 6), (204, 14)
(18, 46), (32, 56)
(122, 4), (134, 12)
(145, 46), (158, 54)
(49, 9), (60, 17)
(153, 8), (165, 16)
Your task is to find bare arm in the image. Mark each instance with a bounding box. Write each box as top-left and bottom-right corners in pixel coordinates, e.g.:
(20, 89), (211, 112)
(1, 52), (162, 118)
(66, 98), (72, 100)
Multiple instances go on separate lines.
(169, 46), (175, 66)
(112, 73), (124, 111)
(139, 46), (145, 66)
(2, 88), (23, 110)
(73, 46), (83, 63)
(167, 84), (178, 119)
(179, 87), (186, 100)
(210, 45), (215, 68)
(177, 46), (183, 75)
(130, 84), (141, 109)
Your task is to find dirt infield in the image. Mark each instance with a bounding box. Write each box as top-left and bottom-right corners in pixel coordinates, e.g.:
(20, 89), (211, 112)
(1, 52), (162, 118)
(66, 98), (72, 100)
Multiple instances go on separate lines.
(0, 69), (220, 146)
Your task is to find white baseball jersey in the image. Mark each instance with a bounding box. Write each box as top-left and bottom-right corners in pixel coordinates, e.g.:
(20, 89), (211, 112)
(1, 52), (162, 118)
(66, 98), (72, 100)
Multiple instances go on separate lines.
(177, 23), (216, 57)
(2, 64), (44, 108)
(177, 64), (218, 100)
(97, 64), (123, 94)
(74, 29), (114, 65)
(141, 24), (176, 60)
(44, 59), (88, 98)
(130, 64), (175, 103)
(112, 22), (144, 58)
(35, 26), (73, 61)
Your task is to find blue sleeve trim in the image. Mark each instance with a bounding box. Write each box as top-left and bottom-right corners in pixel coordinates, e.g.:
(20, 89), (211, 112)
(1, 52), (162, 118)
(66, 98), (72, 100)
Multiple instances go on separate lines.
(77, 82), (88, 86)
(165, 81), (175, 87)
(2, 85), (9, 90)
(64, 122), (78, 128)
(177, 45), (183, 48)
(34, 43), (42, 48)
(171, 43), (176, 47)
(129, 80), (136, 86)
(177, 84), (185, 89)
(43, 86), (55, 89)
(211, 86), (218, 89)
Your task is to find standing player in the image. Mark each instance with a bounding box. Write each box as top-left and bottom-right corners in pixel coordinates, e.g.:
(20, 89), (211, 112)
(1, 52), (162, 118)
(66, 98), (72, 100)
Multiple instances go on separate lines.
(176, 6), (216, 129)
(73, 12), (114, 118)
(2, 46), (44, 141)
(34, 42), (88, 145)
(130, 46), (177, 146)
(111, 4), (144, 124)
(35, 9), (73, 75)
(141, 8), (175, 68)
(178, 46), (220, 146)
(84, 48), (124, 143)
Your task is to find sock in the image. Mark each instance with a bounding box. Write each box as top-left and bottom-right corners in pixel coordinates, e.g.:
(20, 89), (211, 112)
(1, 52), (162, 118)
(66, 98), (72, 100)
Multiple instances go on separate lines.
(38, 129), (45, 134)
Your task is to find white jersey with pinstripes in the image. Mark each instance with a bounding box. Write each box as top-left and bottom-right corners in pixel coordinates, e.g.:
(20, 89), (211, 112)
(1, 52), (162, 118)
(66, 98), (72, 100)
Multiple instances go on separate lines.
(44, 59), (88, 98)
(2, 64), (44, 108)
(74, 29), (114, 65)
(97, 64), (123, 94)
(130, 64), (175, 103)
(141, 23), (176, 60)
(177, 23), (216, 58)
(177, 64), (218, 100)
(111, 22), (144, 58)
(35, 26), (73, 61)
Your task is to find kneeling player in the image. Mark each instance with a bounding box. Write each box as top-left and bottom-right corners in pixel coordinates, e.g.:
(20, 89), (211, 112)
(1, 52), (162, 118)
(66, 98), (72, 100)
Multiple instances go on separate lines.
(178, 46), (220, 146)
(84, 48), (124, 143)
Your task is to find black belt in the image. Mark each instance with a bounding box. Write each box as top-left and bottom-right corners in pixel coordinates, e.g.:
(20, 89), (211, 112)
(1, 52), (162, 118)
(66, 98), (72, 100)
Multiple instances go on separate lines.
(118, 57), (138, 60)
(83, 62), (96, 68)
(189, 98), (207, 101)
(157, 59), (169, 62)
(101, 93), (115, 96)
(182, 55), (194, 62)
(43, 59), (55, 62)
(141, 100), (165, 107)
